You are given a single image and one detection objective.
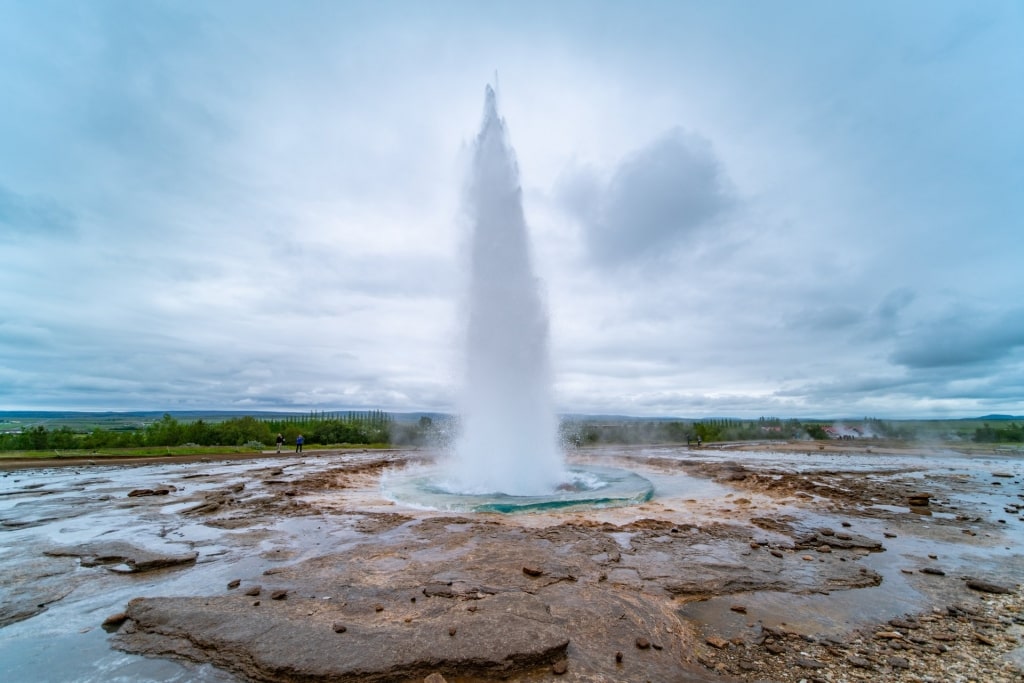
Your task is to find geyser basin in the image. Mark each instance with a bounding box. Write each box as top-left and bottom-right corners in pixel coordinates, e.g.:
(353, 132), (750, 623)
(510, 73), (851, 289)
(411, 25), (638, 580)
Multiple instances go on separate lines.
(384, 464), (654, 513)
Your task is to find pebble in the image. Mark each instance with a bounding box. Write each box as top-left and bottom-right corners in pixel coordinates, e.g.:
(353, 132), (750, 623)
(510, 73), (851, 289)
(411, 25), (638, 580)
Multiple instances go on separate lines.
(244, 586), (261, 596)
(552, 659), (568, 675)
(333, 622), (347, 633)
(270, 590), (287, 600)
(522, 565), (544, 577)
(227, 579), (241, 589)
(921, 567), (946, 576)
(706, 636), (729, 649)
(770, 549), (784, 558)
(635, 637), (651, 649)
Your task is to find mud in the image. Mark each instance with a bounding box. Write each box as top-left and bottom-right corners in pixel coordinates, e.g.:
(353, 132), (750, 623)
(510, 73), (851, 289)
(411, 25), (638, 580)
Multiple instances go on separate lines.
(1, 444), (1022, 682)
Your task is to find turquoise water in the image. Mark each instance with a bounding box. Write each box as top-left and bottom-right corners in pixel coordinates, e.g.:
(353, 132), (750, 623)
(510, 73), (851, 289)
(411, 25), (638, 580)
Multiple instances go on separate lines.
(383, 464), (654, 513)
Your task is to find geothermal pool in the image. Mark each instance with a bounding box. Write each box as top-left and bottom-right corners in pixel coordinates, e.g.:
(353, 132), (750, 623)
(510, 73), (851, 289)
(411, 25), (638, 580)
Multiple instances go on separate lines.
(1, 445), (1021, 682)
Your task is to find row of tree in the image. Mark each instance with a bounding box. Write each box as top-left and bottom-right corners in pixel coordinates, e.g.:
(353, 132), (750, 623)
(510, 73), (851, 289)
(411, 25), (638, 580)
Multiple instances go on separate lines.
(0, 412), (394, 452)
(973, 422), (1024, 443)
(4, 414), (1021, 453)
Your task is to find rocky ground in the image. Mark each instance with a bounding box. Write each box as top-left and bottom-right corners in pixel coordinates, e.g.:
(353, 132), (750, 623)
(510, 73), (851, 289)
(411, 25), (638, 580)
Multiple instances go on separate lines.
(2, 443), (1022, 682)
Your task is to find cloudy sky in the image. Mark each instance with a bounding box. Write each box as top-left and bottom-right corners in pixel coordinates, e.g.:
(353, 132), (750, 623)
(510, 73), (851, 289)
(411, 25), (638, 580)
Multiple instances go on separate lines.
(1, 1), (1022, 418)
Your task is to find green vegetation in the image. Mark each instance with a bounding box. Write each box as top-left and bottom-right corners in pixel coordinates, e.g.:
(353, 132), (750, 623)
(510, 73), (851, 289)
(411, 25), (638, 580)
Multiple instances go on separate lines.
(0, 410), (397, 457)
(2, 410), (1021, 460)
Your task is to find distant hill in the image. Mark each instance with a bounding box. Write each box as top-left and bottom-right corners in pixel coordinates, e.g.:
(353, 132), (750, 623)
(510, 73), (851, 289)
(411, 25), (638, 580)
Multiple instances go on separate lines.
(973, 414), (1024, 421)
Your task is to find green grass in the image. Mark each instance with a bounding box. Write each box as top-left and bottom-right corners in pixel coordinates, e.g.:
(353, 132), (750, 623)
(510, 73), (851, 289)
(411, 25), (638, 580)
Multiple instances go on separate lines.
(0, 442), (395, 460)
(0, 445), (262, 460)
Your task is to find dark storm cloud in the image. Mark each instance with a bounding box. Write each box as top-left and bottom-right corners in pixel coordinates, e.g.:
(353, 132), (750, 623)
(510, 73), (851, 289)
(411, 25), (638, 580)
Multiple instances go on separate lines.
(561, 128), (735, 266)
(891, 308), (1024, 369)
(0, 184), (76, 239)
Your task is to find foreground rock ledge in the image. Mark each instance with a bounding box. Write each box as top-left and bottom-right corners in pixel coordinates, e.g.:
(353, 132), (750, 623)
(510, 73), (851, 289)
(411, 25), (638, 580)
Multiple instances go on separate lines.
(114, 591), (569, 682)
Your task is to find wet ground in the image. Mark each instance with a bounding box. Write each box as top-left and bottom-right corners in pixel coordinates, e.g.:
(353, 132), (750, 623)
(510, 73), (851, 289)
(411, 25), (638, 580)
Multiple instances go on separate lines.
(1, 444), (1022, 682)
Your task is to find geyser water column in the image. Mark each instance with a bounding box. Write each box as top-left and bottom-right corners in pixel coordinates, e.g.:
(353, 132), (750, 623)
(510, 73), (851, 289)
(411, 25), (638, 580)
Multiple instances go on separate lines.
(383, 86), (653, 512)
(444, 85), (564, 496)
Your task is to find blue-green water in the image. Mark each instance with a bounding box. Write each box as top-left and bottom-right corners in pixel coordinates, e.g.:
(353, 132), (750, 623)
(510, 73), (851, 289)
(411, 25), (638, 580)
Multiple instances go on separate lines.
(382, 464), (654, 513)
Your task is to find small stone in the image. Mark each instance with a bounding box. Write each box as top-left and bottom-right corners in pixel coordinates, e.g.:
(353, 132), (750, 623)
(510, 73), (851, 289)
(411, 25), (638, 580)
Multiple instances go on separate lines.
(635, 637), (651, 649)
(332, 622), (347, 633)
(847, 655), (873, 668)
(423, 674), (447, 683)
(127, 489), (155, 497)
(841, 521), (852, 527)
(766, 643), (786, 655)
(706, 635), (729, 649)
(551, 659), (568, 675)
(920, 567), (945, 575)
(467, 604), (477, 612)
(244, 586), (261, 596)
(795, 656), (825, 669)
(730, 604), (747, 614)
(770, 549), (784, 558)
(270, 590), (287, 600)
(101, 612), (128, 631)
(965, 578), (1013, 594)
(802, 555), (815, 561)
(874, 631), (903, 639)
(227, 579), (241, 589)
(817, 527), (835, 536)
(900, 568), (914, 574)
(927, 553), (937, 559)
(252, 600), (260, 606)
(448, 626), (457, 636)
(816, 545), (832, 553)
(888, 655), (910, 669)
(975, 632), (997, 646)
(615, 651), (623, 663)
(374, 604), (384, 612)
(522, 565), (544, 577)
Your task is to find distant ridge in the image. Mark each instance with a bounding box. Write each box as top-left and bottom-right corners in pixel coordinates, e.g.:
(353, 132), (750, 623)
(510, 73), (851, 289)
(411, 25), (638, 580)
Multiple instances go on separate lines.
(973, 414), (1024, 421)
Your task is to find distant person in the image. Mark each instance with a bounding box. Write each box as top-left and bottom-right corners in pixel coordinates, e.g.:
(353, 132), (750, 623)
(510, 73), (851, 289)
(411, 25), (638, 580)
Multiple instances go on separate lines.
(696, 436), (702, 447)
(295, 434), (304, 453)
(275, 433), (284, 453)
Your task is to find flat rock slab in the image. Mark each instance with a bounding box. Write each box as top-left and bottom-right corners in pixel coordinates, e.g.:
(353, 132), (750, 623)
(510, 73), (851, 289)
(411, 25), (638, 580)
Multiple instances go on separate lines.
(114, 590), (569, 682)
(43, 541), (197, 572)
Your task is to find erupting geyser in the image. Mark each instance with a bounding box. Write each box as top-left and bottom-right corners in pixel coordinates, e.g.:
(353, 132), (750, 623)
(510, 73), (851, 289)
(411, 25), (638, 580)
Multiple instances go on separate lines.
(384, 85), (653, 511)
(444, 85), (564, 496)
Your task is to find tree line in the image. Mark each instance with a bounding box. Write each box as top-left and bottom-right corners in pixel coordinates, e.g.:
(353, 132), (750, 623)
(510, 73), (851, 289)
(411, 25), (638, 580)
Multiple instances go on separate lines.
(0, 411), (394, 452)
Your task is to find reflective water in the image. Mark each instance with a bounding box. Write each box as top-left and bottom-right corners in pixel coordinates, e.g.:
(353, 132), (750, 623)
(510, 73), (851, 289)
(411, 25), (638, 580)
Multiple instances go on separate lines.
(383, 464), (654, 512)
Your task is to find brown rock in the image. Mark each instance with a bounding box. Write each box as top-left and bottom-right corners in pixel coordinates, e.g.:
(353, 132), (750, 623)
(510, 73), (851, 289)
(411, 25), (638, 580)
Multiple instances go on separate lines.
(615, 651), (623, 663)
(847, 655), (873, 668)
(635, 637), (651, 649)
(270, 590), (287, 600)
(965, 578), (1013, 594)
(705, 636), (729, 649)
(423, 674), (447, 683)
(448, 627), (457, 637)
(795, 656), (825, 669)
(816, 545), (832, 553)
(522, 566), (544, 577)
(729, 604), (747, 614)
(766, 643), (786, 655)
(770, 549), (784, 558)
(227, 579), (241, 589)
(975, 632), (997, 646)
(102, 612), (128, 631)
(920, 567), (945, 576)
(874, 631), (903, 639)
(551, 658), (568, 675)
(333, 623), (347, 633)
(127, 489), (155, 497)
(244, 586), (261, 596)
(888, 655), (910, 669)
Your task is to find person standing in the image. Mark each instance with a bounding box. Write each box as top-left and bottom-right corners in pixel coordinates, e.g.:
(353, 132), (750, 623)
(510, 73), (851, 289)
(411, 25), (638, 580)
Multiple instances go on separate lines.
(295, 434), (304, 453)
(275, 433), (284, 453)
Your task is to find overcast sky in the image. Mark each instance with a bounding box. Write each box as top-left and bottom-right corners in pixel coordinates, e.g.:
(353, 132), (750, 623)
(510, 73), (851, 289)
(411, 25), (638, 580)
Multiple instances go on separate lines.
(1, 1), (1022, 418)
